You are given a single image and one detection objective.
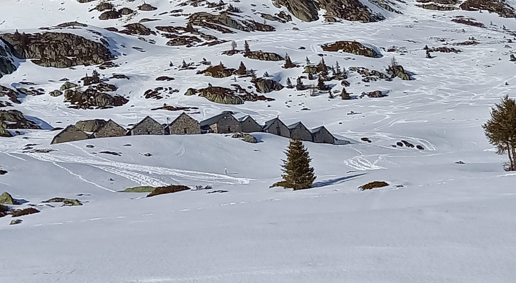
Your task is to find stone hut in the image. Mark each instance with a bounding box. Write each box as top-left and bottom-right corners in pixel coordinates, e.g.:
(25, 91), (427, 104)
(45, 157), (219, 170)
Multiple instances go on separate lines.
(51, 125), (89, 144)
(128, 116), (165, 135)
(263, 117), (290, 138)
(167, 112), (200, 135)
(200, 112), (241, 134)
(75, 119), (107, 132)
(311, 126), (335, 144)
(93, 120), (126, 138)
(238, 115), (262, 133)
(288, 122), (312, 141)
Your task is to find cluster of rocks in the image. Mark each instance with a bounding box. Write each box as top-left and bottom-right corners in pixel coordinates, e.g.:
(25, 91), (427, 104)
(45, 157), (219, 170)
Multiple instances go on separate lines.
(321, 41), (380, 57)
(0, 110), (41, 137)
(0, 31), (115, 68)
(185, 86), (274, 104)
(188, 12), (276, 33)
(0, 40), (16, 78)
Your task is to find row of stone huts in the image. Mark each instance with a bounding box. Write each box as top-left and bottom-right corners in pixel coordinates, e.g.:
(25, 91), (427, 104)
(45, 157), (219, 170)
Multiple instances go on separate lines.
(51, 112), (335, 144)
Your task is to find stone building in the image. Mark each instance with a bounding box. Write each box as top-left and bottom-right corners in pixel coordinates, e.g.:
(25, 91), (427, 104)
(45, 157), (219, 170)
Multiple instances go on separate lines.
(128, 116), (165, 135)
(311, 126), (335, 144)
(93, 120), (126, 138)
(51, 125), (89, 144)
(167, 112), (200, 135)
(75, 119), (107, 132)
(200, 112), (241, 133)
(263, 117), (290, 138)
(238, 115), (262, 133)
(288, 122), (313, 141)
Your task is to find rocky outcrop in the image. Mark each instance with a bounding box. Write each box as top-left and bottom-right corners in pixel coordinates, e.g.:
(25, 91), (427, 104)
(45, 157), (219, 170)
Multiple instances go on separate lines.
(320, 0), (384, 22)
(273, 0), (384, 22)
(244, 51), (284, 61)
(321, 41), (380, 57)
(272, 0), (320, 22)
(165, 35), (202, 47)
(0, 121), (11, 137)
(254, 78), (284, 93)
(75, 119), (107, 132)
(119, 23), (155, 35)
(0, 85), (20, 104)
(0, 40), (16, 78)
(50, 90), (63, 97)
(138, 3), (158, 11)
(64, 89), (128, 109)
(43, 197), (83, 206)
(0, 110), (40, 129)
(189, 12), (275, 33)
(460, 0), (516, 18)
(198, 64), (236, 78)
(99, 10), (122, 20)
(1, 32), (115, 68)
(386, 65), (412, 80)
(186, 86), (274, 104)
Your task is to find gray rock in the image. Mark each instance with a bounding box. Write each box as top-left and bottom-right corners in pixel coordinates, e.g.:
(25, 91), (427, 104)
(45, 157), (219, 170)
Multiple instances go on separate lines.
(0, 40), (16, 77)
(64, 88), (128, 109)
(75, 119), (107, 132)
(243, 133), (258, 143)
(0, 110), (41, 129)
(272, 0), (320, 22)
(254, 78), (284, 93)
(1, 32), (116, 68)
(50, 90), (63, 97)
(0, 120), (12, 137)
(10, 219), (22, 225)
(60, 82), (78, 91)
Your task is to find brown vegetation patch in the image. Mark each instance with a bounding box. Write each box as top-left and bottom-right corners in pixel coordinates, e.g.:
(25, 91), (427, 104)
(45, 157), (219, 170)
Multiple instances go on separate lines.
(451, 16), (485, 27)
(11, 207), (40, 217)
(359, 181), (389, 190)
(151, 105), (198, 111)
(156, 76), (175, 81)
(197, 64), (236, 78)
(321, 41), (380, 57)
(147, 185), (190, 197)
(428, 46), (461, 53)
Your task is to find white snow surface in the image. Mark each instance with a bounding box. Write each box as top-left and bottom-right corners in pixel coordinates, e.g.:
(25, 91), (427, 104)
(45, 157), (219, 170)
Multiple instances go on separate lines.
(1, 0), (516, 282)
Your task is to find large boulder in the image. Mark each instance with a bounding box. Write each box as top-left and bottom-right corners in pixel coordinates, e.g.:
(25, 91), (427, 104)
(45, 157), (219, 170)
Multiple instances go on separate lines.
(0, 110), (41, 129)
(321, 41), (380, 57)
(272, 0), (320, 22)
(0, 85), (20, 104)
(189, 12), (275, 33)
(0, 40), (16, 78)
(1, 32), (116, 68)
(319, 0), (384, 22)
(0, 192), (15, 205)
(460, 0), (516, 18)
(254, 78), (284, 93)
(64, 88), (128, 109)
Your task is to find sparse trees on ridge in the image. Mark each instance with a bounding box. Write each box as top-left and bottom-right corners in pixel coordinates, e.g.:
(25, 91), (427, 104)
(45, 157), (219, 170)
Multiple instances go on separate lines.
(483, 95), (516, 171)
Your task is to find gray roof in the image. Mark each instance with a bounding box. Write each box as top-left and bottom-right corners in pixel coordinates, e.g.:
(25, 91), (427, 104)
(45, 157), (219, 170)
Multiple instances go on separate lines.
(199, 112), (231, 128)
(168, 112), (196, 126)
(263, 117), (286, 131)
(131, 116), (161, 130)
(287, 121), (306, 130)
(310, 125), (327, 134)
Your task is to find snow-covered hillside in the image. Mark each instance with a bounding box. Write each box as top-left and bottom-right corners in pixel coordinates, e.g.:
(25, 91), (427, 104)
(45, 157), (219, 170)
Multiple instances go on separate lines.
(1, 0), (516, 282)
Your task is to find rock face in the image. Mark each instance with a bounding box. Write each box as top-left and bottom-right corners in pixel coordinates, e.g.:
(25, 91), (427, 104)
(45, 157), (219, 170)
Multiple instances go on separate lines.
(272, 0), (320, 22)
(0, 120), (12, 137)
(75, 119), (107, 132)
(321, 41), (380, 57)
(189, 12), (275, 33)
(0, 110), (41, 129)
(273, 0), (384, 22)
(51, 125), (90, 144)
(254, 78), (284, 93)
(244, 51), (284, 61)
(64, 88), (128, 109)
(1, 32), (115, 68)
(460, 0), (516, 18)
(0, 40), (16, 78)
(196, 86), (244, 104)
(386, 65), (412, 80)
(0, 85), (20, 103)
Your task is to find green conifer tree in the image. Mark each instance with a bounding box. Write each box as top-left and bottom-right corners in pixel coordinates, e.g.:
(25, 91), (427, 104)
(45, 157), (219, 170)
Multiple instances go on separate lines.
(271, 139), (316, 190)
(483, 95), (516, 170)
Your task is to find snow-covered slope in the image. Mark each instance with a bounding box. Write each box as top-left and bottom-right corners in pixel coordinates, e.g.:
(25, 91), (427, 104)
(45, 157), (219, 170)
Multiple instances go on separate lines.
(1, 0), (516, 282)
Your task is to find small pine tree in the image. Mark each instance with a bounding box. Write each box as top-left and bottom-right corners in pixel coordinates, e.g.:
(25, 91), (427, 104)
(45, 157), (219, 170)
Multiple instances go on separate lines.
(340, 88), (351, 100)
(296, 77), (304, 90)
(244, 40), (250, 54)
(283, 54), (296, 68)
(263, 71), (269, 77)
(317, 75), (326, 90)
(236, 61), (247, 75)
(483, 95), (516, 171)
(231, 40), (237, 51)
(335, 61), (342, 76)
(286, 77), (293, 88)
(270, 139), (316, 190)
(305, 56), (311, 65)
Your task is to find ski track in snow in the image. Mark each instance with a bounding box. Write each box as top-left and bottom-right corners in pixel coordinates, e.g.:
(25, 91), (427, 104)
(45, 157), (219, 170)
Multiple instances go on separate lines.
(23, 151), (251, 186)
